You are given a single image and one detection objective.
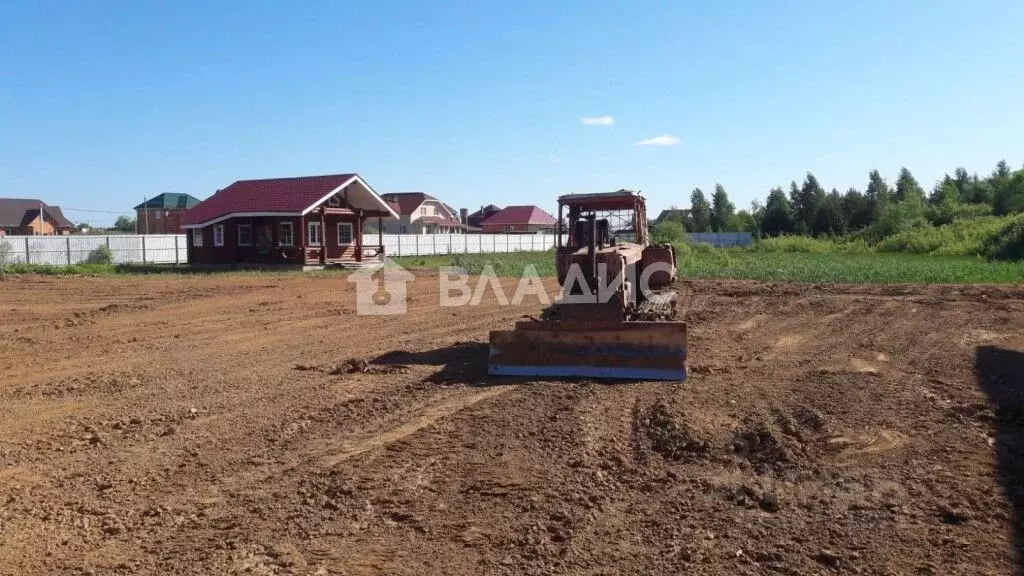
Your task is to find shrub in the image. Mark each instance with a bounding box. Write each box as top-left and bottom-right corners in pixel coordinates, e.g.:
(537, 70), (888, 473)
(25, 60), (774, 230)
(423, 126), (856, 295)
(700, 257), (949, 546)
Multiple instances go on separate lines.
(985, 217), (1024, 261)
(752, 235), (870, 254)
(877, 216), (1012, 256)
(0, 239), (11, 279)
(86, 244), (114, 265)
(651, 220), (686, 244)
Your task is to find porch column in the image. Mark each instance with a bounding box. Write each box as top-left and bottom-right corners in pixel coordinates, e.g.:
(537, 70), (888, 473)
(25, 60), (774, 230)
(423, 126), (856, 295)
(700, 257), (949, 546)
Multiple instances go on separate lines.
(299, 215), (306, 265)
(355, 209), (363, 262)
(319, 205), (327, 265)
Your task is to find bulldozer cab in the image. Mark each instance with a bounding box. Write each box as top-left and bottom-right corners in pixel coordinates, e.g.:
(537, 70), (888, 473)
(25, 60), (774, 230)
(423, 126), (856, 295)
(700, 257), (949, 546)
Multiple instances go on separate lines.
(557, 190), (649, 250)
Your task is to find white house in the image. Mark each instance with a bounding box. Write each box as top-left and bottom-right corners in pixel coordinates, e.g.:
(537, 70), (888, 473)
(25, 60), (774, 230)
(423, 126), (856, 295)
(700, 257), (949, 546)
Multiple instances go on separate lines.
(379, 192), (470, 234)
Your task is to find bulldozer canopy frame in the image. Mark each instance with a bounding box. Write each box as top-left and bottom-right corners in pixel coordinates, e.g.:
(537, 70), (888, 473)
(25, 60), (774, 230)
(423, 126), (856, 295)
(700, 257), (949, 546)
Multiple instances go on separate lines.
(557, 190), (648, 249)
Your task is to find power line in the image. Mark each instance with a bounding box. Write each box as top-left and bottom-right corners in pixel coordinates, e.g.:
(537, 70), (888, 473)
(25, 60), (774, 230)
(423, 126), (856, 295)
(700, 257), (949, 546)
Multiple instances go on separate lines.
(58, 207), (134, 215)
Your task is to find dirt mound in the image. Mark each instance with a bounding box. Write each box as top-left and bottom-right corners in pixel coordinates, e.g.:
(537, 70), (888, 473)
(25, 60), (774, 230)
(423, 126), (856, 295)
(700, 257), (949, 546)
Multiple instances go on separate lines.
(634, 401), (708, 460)
(294, 359), (410, 375)
(731, 418), (796, 472)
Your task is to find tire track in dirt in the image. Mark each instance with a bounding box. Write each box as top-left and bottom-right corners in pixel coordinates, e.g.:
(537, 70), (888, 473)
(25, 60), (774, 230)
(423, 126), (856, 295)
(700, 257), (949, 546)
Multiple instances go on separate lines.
(320, 386), (511, 466)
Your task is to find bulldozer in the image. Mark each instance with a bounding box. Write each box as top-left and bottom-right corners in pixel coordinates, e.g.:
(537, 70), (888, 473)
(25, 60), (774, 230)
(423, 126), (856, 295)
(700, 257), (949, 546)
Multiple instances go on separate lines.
(488, 190), (687, 380)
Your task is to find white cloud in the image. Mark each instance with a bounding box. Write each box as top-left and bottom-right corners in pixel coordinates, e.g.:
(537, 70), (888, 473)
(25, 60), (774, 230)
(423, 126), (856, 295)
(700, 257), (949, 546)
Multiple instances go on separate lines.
(581, 116), (615, 126)
(635, 135), (680, 147)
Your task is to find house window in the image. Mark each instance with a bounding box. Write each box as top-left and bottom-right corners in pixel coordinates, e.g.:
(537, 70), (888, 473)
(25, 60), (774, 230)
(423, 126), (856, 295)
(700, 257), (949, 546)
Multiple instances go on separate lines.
(421, 207), (428, 215)
(213, 224), (225, 247)
(501, 225), (511, 232)
(337, 222), (354, 245)
(238, 224), (252, 247)
(308, 221), (322, 246)
(279, 222), (294, 246)
(328, 196), (341, 207)
(154, 211), (162, 220)
(400, 224), (407, 233)
(192, 228), (204, 247)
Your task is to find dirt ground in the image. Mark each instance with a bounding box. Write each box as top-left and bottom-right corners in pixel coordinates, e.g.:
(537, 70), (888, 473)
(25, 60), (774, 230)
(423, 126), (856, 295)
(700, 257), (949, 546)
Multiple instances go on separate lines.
(1, 271), (1023, 575)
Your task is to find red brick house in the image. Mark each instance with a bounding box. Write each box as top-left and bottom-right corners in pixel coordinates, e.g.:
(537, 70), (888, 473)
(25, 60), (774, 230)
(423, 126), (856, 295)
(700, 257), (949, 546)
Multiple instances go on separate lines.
(480, 205), (557, 233)
(135, 193), (201, 234)
(182, 174), (398, 267)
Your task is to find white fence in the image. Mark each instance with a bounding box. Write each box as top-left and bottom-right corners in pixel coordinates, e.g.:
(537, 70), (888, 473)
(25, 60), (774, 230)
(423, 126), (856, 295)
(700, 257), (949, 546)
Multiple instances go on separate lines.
(0, 233), (562, 265)
(378, 233), (560, 257)
(0, 232), (750, 266)
(0, 235), (186, 265)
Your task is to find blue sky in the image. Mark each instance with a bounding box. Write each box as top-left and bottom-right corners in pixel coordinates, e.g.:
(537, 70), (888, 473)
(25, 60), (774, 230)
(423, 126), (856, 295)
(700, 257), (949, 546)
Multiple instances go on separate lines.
(2, 1), (1022, 225)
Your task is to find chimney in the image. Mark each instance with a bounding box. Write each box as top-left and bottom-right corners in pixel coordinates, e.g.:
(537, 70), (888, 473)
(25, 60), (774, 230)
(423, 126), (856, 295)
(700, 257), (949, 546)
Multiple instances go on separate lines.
(460, 208), (468, 225)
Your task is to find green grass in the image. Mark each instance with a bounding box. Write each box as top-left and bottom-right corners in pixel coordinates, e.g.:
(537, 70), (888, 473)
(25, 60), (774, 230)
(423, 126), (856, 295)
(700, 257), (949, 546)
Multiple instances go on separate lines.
(679, 250), (1024, 284)
(5, 246), (1023, 284)
(395, 246), (1024, 284)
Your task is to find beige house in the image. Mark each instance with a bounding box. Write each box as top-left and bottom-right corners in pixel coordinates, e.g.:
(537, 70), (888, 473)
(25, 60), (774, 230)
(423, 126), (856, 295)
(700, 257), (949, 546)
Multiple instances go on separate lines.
(379, 192), (469, 234)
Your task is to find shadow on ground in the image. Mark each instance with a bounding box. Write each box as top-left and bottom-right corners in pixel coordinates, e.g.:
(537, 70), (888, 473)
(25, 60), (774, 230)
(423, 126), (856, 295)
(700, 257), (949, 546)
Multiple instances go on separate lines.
(374, 341), (493, 385)
(975, 345), (1024, 573)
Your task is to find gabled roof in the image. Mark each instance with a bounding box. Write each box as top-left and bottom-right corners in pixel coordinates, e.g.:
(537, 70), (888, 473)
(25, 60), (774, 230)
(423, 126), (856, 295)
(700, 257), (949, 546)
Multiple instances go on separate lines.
(655, 208), (689, 223)
(418, 215), (465, 228)
(481, 205), (557, 226)
(0, 198), (73, 228)
(468, 204), (501, 219)
(134, 193), (202, 211)
(183, 174), (398, 227)
(380, 192), (455, 217)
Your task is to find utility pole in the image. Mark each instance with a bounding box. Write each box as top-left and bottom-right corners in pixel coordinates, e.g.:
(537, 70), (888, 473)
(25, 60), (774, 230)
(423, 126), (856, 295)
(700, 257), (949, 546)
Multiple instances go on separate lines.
(142, 196), (149, 235)
(38, 202), (44, 235)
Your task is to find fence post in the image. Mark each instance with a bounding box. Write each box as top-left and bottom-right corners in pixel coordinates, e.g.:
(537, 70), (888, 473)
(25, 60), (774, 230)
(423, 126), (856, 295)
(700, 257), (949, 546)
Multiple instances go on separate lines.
(174, 235), (180, 265)
(142, 236), (147, 263)
(432, 234), (436, 255)
(24, 237), (30, 264)
(397, 235), (402, 256)
(506, 234), (510, 253)
(415, 234), (420, 256)
(66, 237), (72, 266)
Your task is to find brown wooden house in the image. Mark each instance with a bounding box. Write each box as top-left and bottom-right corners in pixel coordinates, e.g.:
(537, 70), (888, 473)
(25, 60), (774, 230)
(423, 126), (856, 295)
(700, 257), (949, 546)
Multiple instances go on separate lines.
(0, 199), (74, 236)
(182, 174), (398, 267)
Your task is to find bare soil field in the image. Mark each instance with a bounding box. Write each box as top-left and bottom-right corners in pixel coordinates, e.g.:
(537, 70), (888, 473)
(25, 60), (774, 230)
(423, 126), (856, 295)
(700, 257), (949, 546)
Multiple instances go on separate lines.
(1, 271), (1023, 575)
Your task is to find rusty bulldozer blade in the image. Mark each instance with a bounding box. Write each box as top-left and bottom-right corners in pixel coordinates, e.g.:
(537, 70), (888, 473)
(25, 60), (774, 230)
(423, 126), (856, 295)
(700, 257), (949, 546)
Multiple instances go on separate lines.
(488, 320), (687, 381)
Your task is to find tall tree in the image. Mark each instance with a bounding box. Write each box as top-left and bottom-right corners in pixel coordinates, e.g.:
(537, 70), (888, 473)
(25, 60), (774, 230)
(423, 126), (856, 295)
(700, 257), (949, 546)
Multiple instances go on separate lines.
(993, 167), (1024, 215)
(688, 188), (711, 233)
(761, 187), (796, 236)
(865, 169), (892, 222)
(709, 184), (735, 232)
(792, 172), (826, 236)
(894, 167), (926, 204)
(930, 178), (960, 206)
(842, 187), (872, 231)
(953, 167), (972, 202)
(726, 210), (758, 233)
(813, 189), (847, 236)
(113, 216), (136, 233)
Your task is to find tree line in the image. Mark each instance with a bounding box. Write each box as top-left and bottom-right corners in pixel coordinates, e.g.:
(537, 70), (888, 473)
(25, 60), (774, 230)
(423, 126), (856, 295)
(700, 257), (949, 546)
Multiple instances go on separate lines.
(658, 160), (1024, 240)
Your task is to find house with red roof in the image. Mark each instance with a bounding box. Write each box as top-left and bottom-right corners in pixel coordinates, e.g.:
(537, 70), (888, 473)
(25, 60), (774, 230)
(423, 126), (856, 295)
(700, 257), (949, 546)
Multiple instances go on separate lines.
(378, 192), (470, 234)
(182, 174), (398, 267)
(479, 205), (557, 234)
